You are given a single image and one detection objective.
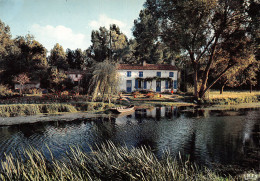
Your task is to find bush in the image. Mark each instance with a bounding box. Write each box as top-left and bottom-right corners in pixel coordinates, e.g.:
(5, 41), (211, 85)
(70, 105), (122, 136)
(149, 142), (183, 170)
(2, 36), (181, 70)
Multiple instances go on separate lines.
(0, 85), (14, 99)
(146, 92), (155, 98)
(25, 88), (42, 95)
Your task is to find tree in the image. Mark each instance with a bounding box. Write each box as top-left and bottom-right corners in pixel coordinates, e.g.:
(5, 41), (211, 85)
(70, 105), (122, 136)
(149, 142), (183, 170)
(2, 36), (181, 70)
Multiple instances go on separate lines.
(66, 48), (86, 69)
(87, 25), (129, 63)
(49, 67), (67, 92)
(133, 8), (178, 64)
(88, 60), (118, 103)
(13, 73), (30, 95)
(0, 20), (19, 84)
(143, 0), (256, 99)
(214, 55), (258, 94)
(49, 43), (68, 70)
(1, 34), (48, 85)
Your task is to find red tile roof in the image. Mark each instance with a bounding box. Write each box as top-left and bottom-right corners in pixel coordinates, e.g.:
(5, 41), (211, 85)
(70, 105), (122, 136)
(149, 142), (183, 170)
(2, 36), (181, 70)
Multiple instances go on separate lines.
(117, 64), (178, 70)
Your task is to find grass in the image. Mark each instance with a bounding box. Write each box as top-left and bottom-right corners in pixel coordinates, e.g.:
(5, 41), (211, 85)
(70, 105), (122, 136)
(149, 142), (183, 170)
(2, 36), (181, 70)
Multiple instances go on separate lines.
(0, 141), (240, 181)
(201, 91), (260, 105)
(0, 102), (116, 117)
(208, 91), (260, 99)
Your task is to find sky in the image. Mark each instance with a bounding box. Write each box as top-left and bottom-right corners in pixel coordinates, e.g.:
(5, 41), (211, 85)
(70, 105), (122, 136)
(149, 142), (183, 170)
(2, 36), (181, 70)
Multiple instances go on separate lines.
(0, 0), (146, 52)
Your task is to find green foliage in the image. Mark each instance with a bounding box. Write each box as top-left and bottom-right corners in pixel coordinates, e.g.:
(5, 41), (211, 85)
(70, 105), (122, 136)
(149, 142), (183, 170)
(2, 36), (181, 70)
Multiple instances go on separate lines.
(0, 142), (237, 181)
(89, 60), (119, 102)
(142, 0), (257, 98)
(0, 84), (13, 98)
(49, 67), (67, 91)
(133, 8), (177, 64)
(87, 25), (129, 63)
(49, 43), (68, 70)
(1, 33), (48, 85)
(66, 48), (86, 69)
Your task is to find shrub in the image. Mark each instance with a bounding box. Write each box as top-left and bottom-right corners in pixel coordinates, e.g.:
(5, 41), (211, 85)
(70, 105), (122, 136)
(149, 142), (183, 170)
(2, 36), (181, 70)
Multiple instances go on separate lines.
(0, 85), (14, 99)
(146, 92), (155, 98)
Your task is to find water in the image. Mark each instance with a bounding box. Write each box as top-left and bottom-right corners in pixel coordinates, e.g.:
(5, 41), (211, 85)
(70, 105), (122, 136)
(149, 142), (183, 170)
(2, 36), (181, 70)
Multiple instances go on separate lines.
(0, 106), (259, 172)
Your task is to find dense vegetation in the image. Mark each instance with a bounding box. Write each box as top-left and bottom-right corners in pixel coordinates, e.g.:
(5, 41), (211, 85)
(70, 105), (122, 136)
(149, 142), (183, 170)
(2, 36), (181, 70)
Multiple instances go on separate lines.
(0, 142), (240, 181)
(0, 0), (259, 100)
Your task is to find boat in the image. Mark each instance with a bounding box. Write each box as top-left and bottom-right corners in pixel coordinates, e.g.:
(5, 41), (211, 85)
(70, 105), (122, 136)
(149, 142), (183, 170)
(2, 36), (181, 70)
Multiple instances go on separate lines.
(110, 105), (135, 113)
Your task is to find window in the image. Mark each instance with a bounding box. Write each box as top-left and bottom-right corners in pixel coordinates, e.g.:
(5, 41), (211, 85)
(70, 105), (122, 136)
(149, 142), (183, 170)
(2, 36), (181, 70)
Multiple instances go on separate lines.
(157, 72), (161, 77)
(139, 71), (143, 77)
(127, 71), (131, 77)
(174, 80), (177, 89)
(169, 72), (174, 77)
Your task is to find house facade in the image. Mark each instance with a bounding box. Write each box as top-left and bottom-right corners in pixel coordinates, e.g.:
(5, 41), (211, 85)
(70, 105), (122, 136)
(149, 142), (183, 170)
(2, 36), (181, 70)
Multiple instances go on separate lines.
(117, 62), (178, 93)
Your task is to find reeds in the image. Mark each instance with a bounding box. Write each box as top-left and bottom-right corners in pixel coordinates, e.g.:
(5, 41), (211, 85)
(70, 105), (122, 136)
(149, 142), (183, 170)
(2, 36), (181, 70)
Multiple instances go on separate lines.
(0, 142), (236, 181)
(0, 103), (115, 117)
(0, 104), (77, 117)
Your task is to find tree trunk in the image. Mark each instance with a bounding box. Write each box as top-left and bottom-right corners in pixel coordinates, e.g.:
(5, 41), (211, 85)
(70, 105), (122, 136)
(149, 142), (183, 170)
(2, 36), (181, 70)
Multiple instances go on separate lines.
(220, 85), (225, 94)
(19, 84), (22, 95)
(199, 64), (235, 98)
(250, 83), (252, 93)
(193, 63), (199, 99)
(92, 81), (100, 102)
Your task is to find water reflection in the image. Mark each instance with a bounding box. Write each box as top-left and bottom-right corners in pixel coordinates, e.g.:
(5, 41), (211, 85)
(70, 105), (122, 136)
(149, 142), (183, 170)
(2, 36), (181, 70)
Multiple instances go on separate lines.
(0, 106), (259, 172)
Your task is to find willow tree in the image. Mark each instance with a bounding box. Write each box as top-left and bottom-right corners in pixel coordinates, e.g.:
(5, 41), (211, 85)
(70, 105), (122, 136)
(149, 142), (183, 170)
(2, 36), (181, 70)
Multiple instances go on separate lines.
(88, 60), (118, 103)
(142, 0), (257, 99)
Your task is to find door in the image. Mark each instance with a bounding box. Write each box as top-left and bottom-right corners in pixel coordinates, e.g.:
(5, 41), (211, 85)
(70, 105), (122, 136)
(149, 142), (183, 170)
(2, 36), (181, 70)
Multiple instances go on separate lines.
(156, 80), (161, 92)
(126, 80), (132, 92)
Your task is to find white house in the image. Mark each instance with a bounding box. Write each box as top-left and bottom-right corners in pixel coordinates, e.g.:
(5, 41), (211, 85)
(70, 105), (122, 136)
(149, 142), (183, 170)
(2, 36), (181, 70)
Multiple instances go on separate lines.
(117, 62), (179, 93)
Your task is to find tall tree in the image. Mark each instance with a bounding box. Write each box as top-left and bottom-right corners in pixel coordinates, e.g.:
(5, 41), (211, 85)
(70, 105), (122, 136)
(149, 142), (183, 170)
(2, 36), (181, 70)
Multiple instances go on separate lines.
(133, 8), (178, 64)
(49, 43), (68, 70)
(0, 20), (15, 66)
(66, 48), (86, 69)
(87, 25), (129, 63)
(2, 34), (48, 85)
(143, 0), (257, 99)
(49, 67), (67, 92)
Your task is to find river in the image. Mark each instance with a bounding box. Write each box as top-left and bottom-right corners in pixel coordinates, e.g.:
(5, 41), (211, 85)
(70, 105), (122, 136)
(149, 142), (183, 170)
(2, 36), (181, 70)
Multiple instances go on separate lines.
(0, 106), (259, 173)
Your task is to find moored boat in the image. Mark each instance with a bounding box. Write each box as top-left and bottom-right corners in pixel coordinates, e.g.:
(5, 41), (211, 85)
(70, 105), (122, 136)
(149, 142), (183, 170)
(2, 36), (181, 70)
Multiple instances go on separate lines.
(110, 105), (135, 113)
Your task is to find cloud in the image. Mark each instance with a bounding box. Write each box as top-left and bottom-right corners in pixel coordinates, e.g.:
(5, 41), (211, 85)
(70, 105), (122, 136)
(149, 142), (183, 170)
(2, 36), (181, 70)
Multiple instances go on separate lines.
(30, 24), (89, 51)
(89, 14), (132, 39)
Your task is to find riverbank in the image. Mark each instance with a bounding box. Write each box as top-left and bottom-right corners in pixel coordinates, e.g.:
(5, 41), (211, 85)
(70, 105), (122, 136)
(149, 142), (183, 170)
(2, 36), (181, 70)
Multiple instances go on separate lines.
(0, 141), (245, 181)
(0, 102), (115, 117)
(0, 91), (260, 121)
(0, 112), (110, 126)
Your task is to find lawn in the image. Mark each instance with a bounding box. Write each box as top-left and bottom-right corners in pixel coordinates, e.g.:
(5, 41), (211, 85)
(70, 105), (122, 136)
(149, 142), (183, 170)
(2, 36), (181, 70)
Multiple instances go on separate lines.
(208, 90), (260, 99)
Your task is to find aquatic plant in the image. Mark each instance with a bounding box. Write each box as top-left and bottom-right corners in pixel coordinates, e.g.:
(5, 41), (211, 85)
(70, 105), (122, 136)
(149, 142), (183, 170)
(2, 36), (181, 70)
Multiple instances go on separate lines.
(0, 104), (77, 117)
(0, 142), (239, 181)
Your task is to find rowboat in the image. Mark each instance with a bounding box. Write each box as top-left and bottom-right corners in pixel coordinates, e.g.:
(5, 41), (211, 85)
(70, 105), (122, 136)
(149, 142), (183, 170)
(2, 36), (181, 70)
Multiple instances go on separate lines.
(110, 105), (135, 113)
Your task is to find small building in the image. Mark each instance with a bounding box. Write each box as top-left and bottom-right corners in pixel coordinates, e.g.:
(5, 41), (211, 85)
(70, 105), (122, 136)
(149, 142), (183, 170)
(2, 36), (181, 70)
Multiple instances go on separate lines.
(117, 61), (179, 93)
(14, 81), (41, 90)
(66, 69), (87, 84)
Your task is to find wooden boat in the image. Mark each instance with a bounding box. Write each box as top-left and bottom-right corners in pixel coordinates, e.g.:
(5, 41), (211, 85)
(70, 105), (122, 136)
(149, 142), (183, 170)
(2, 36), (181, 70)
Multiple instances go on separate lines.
(110, 105), (135, 113)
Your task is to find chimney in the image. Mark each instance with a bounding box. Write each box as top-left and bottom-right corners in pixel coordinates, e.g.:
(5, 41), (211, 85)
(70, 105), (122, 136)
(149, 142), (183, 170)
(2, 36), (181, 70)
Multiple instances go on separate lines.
(143, 60), (147, 66)
(171, 60), (175, 66)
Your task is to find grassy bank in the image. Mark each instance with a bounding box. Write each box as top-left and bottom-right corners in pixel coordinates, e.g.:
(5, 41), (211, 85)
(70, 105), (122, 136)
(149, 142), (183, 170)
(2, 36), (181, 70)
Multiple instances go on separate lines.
(0, 102), (115, 117)
(0, 142), (241, 181)
(202, 91), (260, 105)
